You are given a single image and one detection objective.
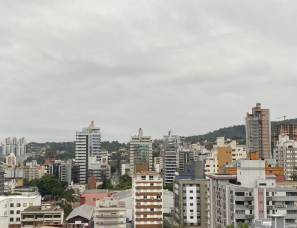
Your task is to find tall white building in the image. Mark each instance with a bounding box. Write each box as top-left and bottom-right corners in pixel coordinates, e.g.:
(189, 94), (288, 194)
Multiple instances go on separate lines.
(207, 160), (297, 228)
(163, 131), (180, 185)
(130, 129), (152, 175)
(75, 121), (101, 184)
(1, 137), (26, 157)
(275, 134), (297, 180)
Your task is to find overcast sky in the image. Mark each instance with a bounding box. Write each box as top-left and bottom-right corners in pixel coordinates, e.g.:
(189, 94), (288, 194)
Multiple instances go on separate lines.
(1, 1), (297, 143)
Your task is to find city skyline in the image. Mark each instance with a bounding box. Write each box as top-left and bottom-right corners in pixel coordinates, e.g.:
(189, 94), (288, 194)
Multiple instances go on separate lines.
(1, 1), (297, 143)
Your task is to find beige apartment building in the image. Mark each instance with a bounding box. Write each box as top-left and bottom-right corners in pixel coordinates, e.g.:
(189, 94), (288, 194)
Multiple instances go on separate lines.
(133, 164), (163, 228)
(93, 196), (126, 228)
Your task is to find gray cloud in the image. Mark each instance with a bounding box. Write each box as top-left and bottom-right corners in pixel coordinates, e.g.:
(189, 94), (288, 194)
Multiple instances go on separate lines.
(1, 0), (297, 143)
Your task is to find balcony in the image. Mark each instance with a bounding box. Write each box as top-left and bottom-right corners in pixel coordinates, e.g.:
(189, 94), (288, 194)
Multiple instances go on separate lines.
(96, 221), (123, 225)
(246, 214), (254, 219)
(245, 196), (254, 201)
(273, 196), (297, 201)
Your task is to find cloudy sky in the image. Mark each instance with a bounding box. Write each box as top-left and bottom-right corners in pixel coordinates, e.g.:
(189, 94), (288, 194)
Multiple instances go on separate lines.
(1, 1), (296, 143)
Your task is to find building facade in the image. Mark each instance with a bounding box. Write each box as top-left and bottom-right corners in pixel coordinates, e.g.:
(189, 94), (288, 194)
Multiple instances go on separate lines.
(0, 195), (41, 226)
(275, 134), (297, 180)
(163, 132), (180, 185)
(130, 129), (152, 175)
(274, 122), (297, 147)
(21, 205), (63, 227)
(207, 160), (297, 228)
(204, 137), (246, 176)
(1, 137), (26, 157)
(245, 103), (271, 159)
(132, 165), (163, 228)
(93, 197), (126, 228)
(75, 121), (101, 184)
(174, 161), (207, 228)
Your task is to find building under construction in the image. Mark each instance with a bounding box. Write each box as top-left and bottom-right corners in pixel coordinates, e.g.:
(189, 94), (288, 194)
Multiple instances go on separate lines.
(245, 103), (271, 159)
(273, 122), (297, 147)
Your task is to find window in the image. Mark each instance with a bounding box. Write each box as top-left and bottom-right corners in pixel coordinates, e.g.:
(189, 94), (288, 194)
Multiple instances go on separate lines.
(29, 203), (33, 207)
(17, 203), (21, 207)
(157, 196), (161, 199)
(150, 208), (154, 211)
(141, 176), (146, 180)
(190, 203), (193, 206)
(190, 210), (194, 212)
(190, 190), (193, 193)
(190, 197), (193, 199)
(149, 176), (153, 180)
(10, 211), (14, 215)
(143, 215), (147, 218)
(10, 203), (14, 207)
(17, 210), (20, 214)
(93, 198), (96, 201)
(10, 218), (13, 222)
(23, 203), (27, 207)
(144, 196), (147, 199)
(190, 216), (194, 219)
(150, 183), (154, 186)
(16, 218), (20, 222)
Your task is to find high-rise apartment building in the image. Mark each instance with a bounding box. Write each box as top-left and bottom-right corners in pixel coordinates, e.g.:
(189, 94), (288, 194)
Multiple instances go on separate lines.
(132, 164), (163, 228)
(75, 121), (101, 184)
(1, 137), (26, 157)
(275, 134), (297, 180)
(163, 131), (180, 185)
(245, 103), (271, 159)
(207, 160), (297, 228)
(174, 161), (207, 228)
(274, 122), (297, 147)
(130, 129), (152, 175)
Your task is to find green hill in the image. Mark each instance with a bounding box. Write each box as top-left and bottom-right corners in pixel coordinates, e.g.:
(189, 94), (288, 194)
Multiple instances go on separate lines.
(183, 118), (297, 144)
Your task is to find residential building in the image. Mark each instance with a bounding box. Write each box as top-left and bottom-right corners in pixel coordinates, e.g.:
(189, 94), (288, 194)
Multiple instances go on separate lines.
(204, 137), (246, 176)
(6, 153), (17, 167)
(88, 156), (111, 183)
(66, 204), (94, 225)
(58, 159), (73, 183)
(274, 122), (297, 147)
(120, 163), (130, 176)
(153, 156), (163, 174)
(72, 163), (80, 184)
(130, 129), (153, 175)
(245, 103), (271, 159)
(163, 131), (179, 185)
(1, 137), (26, 157)
(275, 134), (297, 180)
(250, 214), (295, 228)
(68, 183), (86, 195)
(207, 160), (297, 228)
(174, 161), (207, 228)
(45, 151), (56, 165)
(132, 164), (163, 228)
(0, 195), (41, 226)
(80, 189), (114, 207)
(0, 169), (4, 196)
(75, 121), (101, 184)
(93, 197), (126, 228)
(113, 188), (173, 221)
(21, 204), (63, 227)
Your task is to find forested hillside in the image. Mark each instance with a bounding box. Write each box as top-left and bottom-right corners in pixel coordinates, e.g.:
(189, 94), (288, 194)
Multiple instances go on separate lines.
(183, 118), (297, 144)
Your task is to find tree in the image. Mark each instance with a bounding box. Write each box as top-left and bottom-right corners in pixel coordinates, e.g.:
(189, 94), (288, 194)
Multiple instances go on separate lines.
(164, 182), (173, 192)
(61, 203), (73, 219)
(97, 177), (114, 190)
(291, 166), (297, 181)
(119, 174), (132, 184)
(37, 175), (62, 196)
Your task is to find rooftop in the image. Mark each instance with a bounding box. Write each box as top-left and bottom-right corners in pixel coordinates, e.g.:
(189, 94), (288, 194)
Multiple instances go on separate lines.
(66, 204), (94, 221)
(23, 206), (62, 212)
